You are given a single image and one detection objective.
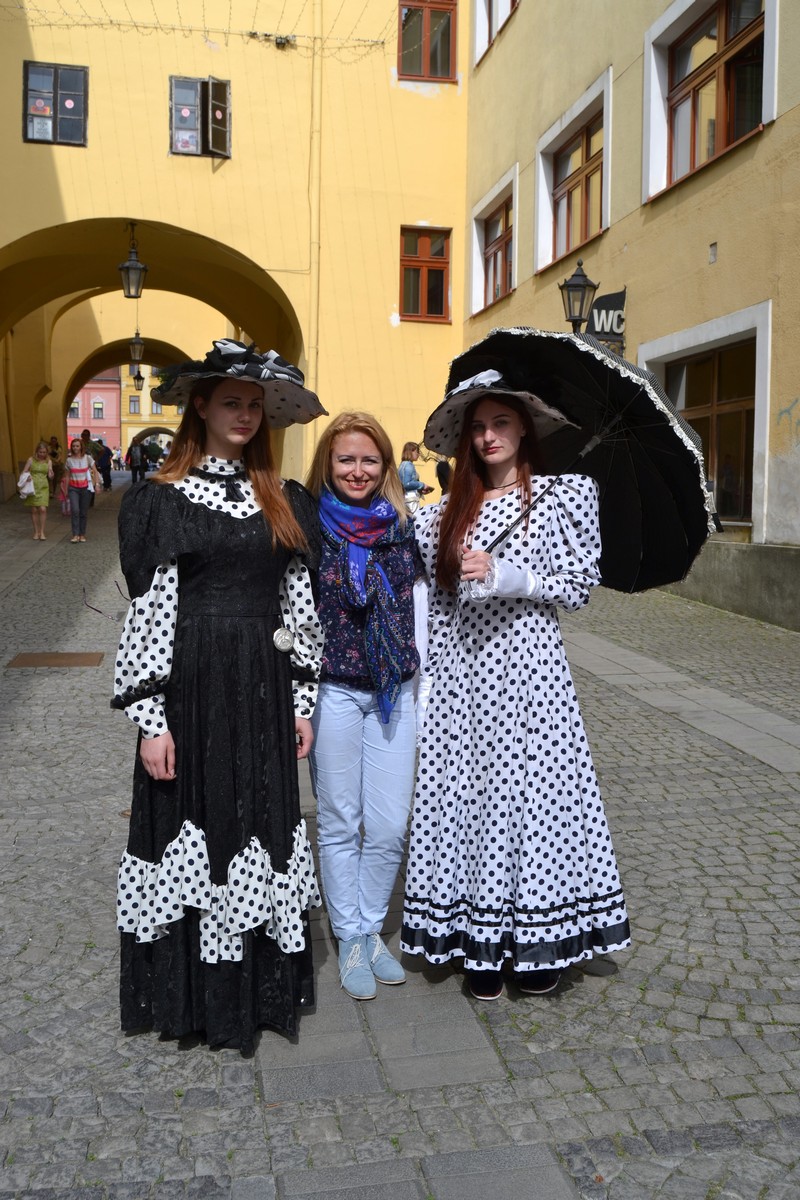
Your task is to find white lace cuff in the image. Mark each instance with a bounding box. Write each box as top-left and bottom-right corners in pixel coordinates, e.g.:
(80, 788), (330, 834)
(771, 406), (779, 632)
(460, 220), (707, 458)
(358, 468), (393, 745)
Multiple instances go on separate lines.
(465, 555), (499, 601)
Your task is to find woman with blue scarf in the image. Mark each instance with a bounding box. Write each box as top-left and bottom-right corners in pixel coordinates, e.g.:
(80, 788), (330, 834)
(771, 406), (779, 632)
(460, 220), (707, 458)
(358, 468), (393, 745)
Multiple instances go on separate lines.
(307, 413), (420, 1000)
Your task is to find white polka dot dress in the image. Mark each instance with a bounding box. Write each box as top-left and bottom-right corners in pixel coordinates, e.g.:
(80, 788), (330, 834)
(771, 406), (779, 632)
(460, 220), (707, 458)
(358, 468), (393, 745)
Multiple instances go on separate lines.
(401, 474), (631, 974)
(113, 459), (324, 1051)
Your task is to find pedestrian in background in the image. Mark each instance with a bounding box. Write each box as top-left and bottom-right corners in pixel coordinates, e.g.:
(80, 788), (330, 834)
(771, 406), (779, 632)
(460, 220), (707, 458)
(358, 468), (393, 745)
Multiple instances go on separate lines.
(21, 440), (53, 540)
(435, 459), (452, 495)
(64, 436), (99, 543)
(48, 435), (64, 498)
(401, 377), (630, 1000)
(398, 442), (433, 514)
(127, 441), (145, 483)
(306, 413), (420, 1000)
(81, 428), (100, 462)
(96, 439), (113, 491)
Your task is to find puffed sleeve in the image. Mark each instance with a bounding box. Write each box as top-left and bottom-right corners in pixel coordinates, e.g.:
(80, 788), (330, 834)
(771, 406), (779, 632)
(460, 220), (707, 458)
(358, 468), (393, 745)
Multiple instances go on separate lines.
(468, 474), (601, 612)
(111, 560), (178, 736)
(413, 502), (457, 673)
(113, 481), (193, 736)
(280, 479), (324, 718)
(278, 557), (324, 718)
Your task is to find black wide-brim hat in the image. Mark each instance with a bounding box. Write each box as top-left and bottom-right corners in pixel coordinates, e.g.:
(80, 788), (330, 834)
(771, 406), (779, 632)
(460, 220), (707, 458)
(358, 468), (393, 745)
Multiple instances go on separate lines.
(423, 368), (577, 456)
(151, 339), (327, 429)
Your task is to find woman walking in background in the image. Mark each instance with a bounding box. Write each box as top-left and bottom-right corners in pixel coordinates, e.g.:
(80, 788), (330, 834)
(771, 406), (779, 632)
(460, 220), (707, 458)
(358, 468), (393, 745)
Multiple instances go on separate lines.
(401, 375), (630, 1000)
(64, 437), (98, 543)
(48, 435), (64, 498)
(398, 442), (432, 514)
(306, 413), (419, 1000)
(21, 440), (53, 540)
(113, 339), (326, 1054)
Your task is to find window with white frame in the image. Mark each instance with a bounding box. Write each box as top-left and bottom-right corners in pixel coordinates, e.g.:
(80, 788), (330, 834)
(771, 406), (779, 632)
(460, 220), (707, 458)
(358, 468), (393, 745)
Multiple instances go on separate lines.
(665, 340), (755, 520)
(470, 165), (517, 314)
(642, 0), (776, 201)
(474, 0), (519, 62)
(639, 301), (770, 542)
(535, 70), (611, 273)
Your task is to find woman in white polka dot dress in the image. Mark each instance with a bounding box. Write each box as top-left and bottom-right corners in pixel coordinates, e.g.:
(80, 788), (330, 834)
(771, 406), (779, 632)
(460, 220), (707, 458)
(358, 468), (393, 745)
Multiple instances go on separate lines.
(401, 375), (631, 1001)
(113, 341), (327, 1053)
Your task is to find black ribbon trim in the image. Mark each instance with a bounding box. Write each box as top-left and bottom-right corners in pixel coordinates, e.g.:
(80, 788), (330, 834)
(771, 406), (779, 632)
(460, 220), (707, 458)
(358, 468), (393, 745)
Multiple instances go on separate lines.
(402, 886), (627, 929)
(399, 918), (631, 967)
(110, 676), (166, 711)
(291, 665), (319, 684)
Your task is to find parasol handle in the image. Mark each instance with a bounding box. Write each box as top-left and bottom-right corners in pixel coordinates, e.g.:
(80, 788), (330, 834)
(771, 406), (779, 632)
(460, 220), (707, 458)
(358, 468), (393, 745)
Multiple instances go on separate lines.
(577, 410), (623, 459)
(483, 476), (560, 554)
(482, 414), (621, 555)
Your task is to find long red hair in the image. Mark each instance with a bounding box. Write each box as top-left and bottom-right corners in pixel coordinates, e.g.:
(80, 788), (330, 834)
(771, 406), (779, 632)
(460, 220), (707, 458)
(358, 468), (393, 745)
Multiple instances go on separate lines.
(154, 377), (307, 550)
(436, 395), (541, 591)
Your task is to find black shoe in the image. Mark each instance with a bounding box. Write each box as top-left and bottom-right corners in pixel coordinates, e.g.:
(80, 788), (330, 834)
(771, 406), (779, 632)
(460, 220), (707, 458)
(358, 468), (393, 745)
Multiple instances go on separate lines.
(513, 968), (563, 994)
(467, 969), (503, 1001)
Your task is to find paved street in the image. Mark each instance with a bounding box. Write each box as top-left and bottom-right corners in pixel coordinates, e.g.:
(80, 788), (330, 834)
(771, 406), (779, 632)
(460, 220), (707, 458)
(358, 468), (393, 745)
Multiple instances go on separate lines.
(1, 477), (799, 1200)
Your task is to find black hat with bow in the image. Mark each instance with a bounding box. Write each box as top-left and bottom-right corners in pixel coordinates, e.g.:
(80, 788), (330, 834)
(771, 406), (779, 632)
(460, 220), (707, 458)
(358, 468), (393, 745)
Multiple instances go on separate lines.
(152, 339), (327, 428)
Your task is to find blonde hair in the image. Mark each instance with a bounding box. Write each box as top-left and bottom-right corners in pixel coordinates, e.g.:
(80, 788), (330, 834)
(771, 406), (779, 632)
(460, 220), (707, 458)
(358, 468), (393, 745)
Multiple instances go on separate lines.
(155, 377), (307, 551)
(306, 411), (407, 524)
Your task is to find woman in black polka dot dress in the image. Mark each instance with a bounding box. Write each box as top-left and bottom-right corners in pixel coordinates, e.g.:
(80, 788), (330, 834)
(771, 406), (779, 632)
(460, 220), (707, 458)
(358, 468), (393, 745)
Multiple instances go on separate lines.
(112, 341), (327, 1052)
(400, 375), (631, 1001)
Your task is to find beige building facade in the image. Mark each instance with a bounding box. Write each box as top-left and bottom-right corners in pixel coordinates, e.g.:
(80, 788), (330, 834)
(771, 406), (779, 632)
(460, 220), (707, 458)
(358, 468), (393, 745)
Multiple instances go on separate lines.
(461, 0), (799, 628)
(1, 0), (798, 624)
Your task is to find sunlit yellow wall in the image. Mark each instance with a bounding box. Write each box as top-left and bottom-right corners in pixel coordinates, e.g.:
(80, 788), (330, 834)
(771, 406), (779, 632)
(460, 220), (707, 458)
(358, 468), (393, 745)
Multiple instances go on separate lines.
(1, 0), (469, 496)
(462, 0), (800, 546)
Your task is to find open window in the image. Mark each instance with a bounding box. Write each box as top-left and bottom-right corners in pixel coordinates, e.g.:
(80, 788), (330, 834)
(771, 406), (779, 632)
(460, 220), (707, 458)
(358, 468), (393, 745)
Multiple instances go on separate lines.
(170, 76), (231, 157)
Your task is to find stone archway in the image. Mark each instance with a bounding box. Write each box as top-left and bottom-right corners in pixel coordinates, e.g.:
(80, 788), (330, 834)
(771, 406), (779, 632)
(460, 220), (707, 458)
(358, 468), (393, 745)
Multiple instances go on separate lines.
(0, 219), (309, 496)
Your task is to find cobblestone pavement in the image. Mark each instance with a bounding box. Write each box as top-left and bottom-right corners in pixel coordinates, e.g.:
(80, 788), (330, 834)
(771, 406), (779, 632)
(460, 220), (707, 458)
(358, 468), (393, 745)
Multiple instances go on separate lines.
(1, 480), (799, 1199)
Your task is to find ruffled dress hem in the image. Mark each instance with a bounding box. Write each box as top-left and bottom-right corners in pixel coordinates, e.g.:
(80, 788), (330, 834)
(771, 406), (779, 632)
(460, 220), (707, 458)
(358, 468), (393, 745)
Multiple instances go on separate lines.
(118, 818), (321, 963)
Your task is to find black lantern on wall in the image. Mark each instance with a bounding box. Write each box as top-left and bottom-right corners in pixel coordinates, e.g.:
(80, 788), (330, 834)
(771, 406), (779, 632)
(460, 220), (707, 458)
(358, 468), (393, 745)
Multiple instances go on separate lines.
(118, 222), (148, 299)
(558, 258), (599, 334)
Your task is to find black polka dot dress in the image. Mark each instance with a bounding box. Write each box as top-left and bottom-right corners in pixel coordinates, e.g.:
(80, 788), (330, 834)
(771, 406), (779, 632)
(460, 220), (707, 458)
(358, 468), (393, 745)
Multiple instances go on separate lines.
(113, 459), (324, 1051)
(401, 474), (631, 974)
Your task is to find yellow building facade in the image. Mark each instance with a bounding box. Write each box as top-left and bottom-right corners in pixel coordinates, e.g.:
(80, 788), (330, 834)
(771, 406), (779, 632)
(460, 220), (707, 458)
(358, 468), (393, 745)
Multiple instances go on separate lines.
(1, 0), (468, 496)
(2, 0), (798, 624)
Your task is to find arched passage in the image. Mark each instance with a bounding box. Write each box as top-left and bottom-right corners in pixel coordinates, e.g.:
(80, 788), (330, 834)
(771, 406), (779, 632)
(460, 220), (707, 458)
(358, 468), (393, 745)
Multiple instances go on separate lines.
(0, 218), (310, 495)
(0, 218), (306, 364)
(130, 426), (177, 443)
(62, 339), (189, 411)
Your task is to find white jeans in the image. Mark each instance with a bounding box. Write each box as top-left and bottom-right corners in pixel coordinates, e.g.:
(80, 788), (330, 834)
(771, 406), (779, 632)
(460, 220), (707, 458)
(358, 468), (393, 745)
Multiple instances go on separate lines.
(310, 679), (416, 942)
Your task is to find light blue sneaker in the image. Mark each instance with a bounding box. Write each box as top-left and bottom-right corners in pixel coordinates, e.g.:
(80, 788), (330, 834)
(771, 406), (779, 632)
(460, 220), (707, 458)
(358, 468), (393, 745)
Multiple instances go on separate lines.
(338, 935), (376, 1000)
(366, 933), (406, 985)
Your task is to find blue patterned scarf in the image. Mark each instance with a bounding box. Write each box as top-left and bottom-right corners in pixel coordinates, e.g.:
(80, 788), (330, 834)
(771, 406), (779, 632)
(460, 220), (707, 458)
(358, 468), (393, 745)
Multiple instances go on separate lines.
(319, 487), (410, 723)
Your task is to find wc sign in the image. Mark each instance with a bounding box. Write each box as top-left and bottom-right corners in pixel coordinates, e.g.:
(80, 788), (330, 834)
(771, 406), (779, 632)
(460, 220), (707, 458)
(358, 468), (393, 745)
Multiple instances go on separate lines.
(587, 287), (626, 353)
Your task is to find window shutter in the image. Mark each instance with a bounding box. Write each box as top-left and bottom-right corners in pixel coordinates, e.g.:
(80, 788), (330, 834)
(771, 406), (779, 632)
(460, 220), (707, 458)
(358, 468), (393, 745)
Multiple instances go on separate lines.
(207, 78), (231, 157)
